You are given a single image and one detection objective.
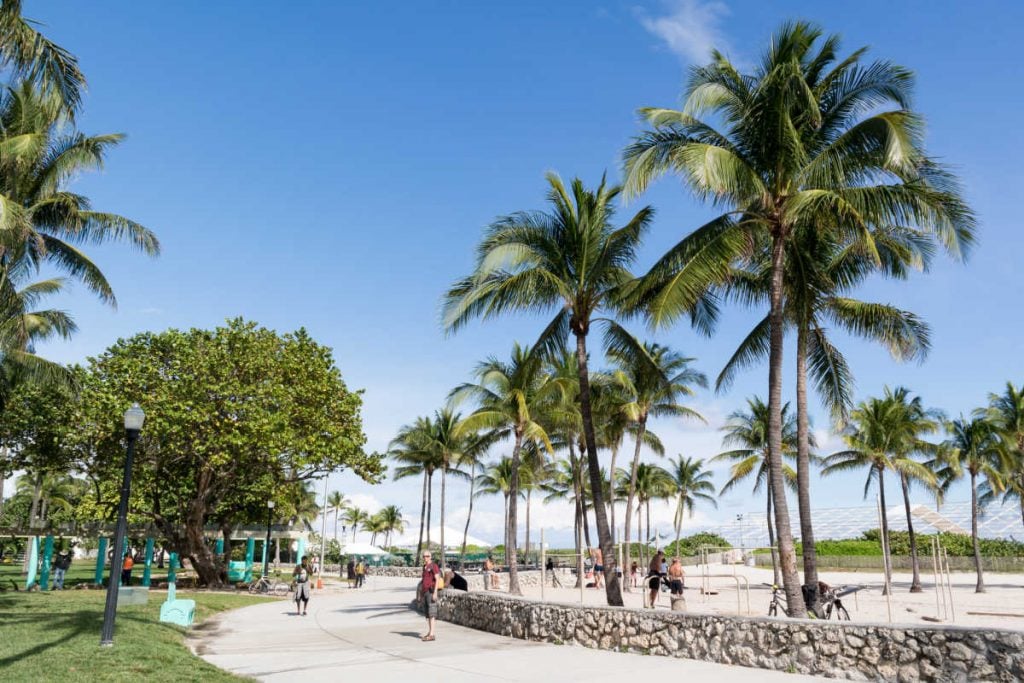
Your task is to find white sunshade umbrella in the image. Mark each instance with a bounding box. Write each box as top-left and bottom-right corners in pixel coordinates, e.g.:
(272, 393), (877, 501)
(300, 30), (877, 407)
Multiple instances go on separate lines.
(392, 525), (494, 550)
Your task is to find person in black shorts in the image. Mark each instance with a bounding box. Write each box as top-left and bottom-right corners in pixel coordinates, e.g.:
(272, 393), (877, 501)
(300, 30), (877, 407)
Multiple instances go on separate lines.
(647, 550), (665, 608)
(591, 547), (604, 588)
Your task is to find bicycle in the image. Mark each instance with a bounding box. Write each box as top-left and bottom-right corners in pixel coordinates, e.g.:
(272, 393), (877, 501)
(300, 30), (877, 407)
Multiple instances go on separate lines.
(765, 583), (785, 617)
(821, 585), (852, 620)
(248, 574), (291, 596)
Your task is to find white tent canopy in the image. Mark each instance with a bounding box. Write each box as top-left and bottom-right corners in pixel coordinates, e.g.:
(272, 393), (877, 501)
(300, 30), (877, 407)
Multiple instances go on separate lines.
(340, 542), (389, 556)
(392, 525), (494, 549)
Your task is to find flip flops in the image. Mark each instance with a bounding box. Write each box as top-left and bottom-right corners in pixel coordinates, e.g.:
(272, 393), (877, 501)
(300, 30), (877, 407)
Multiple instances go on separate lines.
(421, 635), (435, 641)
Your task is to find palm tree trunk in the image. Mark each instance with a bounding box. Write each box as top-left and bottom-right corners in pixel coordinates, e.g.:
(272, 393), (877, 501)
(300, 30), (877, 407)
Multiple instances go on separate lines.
(503, 494), (509, 567)
(767, 485), (780, 585)
(609, 446), (618, 547)
(766, 230), (805, 617)
(569, 444), (585, 589)
(674, 500), (682, 557)
(574, 332), (623, 606)
(524, 488), (531, 568)
(507, 430), (523, 595)
(878, 466), (893, 595)
(622, 416), (646, 593)
(334, 508), (340, 544)
(577, 436), (593, 550)
(440, 461), (447, 571)
(795, 325), (819, 613)
(637, 503), (644, 569)
(971, 471), (985, 593)
(415, 471), (428, 564)
(645, 499), (651, 564)
(426, 472), (433, 551)
(459, 461), (477, 568)
(28, 474), (42, 530)
(900, 472), (923, 592)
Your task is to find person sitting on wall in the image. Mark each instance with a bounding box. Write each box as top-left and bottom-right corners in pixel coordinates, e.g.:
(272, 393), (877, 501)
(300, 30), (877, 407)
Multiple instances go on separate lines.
(444, 569), (468, 591)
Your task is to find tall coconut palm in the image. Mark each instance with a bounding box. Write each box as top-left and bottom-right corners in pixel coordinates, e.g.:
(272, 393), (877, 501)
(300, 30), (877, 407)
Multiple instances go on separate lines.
(327, 491), (349, 543)
(823, 391), (936, 594)
(444, 173), (659, 606)
(937, 416), (1004, 593)
(667, 456), (717, 554)
(713, 397), (801, 585)
(451, 343), (559, 594)
(609, 339), (705, 587)
(717, 225), (933, 606)
(475, 457), (516, 566)
(542, 456), (586, 586)
(978, 383), (1024, 527)
(633, 462), (673, 568)
(390, 416), (441, 563)
(454, 427), (496, 570)
(342, 507), (368, 543)
(623, 22), (975, 615)
(0, 1), (86, 114)
(377, 505), (405, 549)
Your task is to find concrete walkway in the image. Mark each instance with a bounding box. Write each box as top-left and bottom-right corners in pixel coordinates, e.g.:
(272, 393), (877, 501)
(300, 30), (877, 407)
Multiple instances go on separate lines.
(194, 576), (826, 682)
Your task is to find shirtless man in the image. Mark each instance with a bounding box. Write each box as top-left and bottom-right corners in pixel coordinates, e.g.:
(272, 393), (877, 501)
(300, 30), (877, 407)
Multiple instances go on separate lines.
(667, 557), (685, 595)
(590, 547), (603, 588)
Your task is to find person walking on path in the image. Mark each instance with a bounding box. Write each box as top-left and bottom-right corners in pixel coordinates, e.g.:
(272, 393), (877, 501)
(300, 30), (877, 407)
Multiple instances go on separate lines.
(293, 556), (312, 615)
(355, 558), (366, 588)
(483, 555), (494, 591)
(646, 550), (665, 608)
(420, 551), (441, 641)
(346, 558), (356, 585)
(667, 557), (685, 596)
(590, 547), (604, 588)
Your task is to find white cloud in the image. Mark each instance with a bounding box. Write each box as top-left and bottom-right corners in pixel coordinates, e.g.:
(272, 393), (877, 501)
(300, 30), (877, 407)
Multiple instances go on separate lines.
(638, 0), (731, 64)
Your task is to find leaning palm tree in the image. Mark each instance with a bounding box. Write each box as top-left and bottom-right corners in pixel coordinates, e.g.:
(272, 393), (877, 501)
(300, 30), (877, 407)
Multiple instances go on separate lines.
(713, 397), (801, 585)
(633, 463), (673, 568)
(444, 173), (657, 606)
(390, 416), (443, 563)
(978, 383), (1024, 527)
(667, 456), (717, 554)
(451, 343), (559, 594)
(342, 507), (368, 543)
(937, 416), (1005, 593)
(609, 339), (705, 587)
(623, 21), (975, 615)
(377, 505), (405, 549)
(327, 491), (349, 543)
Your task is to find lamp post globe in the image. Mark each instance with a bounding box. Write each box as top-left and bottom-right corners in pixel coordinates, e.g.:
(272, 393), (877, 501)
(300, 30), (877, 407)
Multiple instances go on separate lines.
(100, 403), (145, 646)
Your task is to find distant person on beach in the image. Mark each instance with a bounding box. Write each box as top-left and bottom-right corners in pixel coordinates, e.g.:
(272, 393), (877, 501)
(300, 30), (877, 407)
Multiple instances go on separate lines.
(355, 558), (366, 587)
(53, 551), (72, 589)
(346, 558), (356, 583)
(647, 550), (665, 608)
(293, 556), (311, 615)
(667, 557), (685, 595)
(590, 547), (603, 588)
(121, 553), (134, 586)
(444, 569), (468, 591)
(630, 561), (639, 588)
(420, 551), (441, 641)
(483, 555), (494, 590)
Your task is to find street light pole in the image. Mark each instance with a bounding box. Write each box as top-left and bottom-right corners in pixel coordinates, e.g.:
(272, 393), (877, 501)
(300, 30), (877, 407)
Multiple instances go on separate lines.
(263, 500), (275, 578)
(100, 403), (145, 647)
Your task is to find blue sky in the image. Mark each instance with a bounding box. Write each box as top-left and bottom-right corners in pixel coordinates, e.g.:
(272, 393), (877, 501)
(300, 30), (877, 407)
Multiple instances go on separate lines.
(21, 1), (1024, 545)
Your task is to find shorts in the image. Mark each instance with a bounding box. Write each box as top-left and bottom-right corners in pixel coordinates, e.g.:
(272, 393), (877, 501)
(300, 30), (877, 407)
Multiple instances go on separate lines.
(424, 590), (438, 618)
(647, 575), (661, 591)
(669, 579), (684, 595)
(594, 565), (604, 572)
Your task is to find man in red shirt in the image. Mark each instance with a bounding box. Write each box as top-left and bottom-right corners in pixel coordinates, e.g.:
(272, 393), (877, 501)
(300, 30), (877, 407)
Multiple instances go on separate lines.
(420, 551), (440, 641)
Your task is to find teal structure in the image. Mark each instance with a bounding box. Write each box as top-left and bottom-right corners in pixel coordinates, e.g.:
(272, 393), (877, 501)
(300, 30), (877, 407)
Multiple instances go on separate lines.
(260, 538), (269, 573)
(24, 536), (38, 590)
(168, 552), (178, 582)
(39, 536), (54, 590)
(244, 538), (255, 582)
(159, 554), (195, 627)
(296, 537), (306, 565)
(142, 538), (155, 587)
(95, 537), (108, 585)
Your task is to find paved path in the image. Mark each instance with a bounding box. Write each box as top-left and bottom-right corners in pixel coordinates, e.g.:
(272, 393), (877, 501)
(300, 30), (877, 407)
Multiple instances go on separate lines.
(194, 576), (826, 682)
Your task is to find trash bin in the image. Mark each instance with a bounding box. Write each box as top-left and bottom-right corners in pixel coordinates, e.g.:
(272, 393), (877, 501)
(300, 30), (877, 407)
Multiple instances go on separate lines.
(746, 555), (756, 567)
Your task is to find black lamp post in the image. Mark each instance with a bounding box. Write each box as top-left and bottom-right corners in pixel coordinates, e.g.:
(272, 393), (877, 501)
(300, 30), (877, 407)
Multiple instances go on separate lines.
(263, 500), (275, 578)
(100, 403), (145, 647)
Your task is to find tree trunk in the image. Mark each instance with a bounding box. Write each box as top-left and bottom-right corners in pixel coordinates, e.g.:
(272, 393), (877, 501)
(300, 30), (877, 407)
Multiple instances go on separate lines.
(459, 461), (477, 568)
(795, 325), (820, 614)
(577, 438), (593, 550)
(185, 503), (221, 586)
(878, 466), (893, 595)
(766, 230), (805, 617)
(524, 488), (531, 568)
(971, 471), (985, 593)
(274, 537), (280, 569)
(622, 416), (646, 594)
(767, 484), (780, 586)
(425, 471), (433, 551)
(645, 499), (651, 563)
(507, 430), (523, 595)
(28, 474), (42, 530)
(569, 443), (584, 589)
(575, 331), (623, 606)
(416, 470), (428, 565)
(637, 503), (644, 569)
(609, 446), (618, 547)
(440, 460), (447, 571)
(900, 472), (923, 592)
(674, 498), (683, 557)
(503, 495), (509, 568)
(334, 507), (340, 544)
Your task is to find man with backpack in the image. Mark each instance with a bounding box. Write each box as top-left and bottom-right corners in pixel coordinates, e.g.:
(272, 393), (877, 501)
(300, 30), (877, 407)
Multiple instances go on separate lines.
(420, 551), (440, 641)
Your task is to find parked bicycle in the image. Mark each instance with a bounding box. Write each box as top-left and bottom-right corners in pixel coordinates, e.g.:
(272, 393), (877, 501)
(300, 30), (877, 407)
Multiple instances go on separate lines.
(248, 574), (291, 596)
(765, 583), (785, 617)
(820, 584), (852, 620)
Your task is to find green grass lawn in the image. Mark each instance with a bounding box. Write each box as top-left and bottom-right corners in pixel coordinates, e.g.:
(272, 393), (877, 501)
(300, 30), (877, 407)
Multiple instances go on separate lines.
(0, 588), (273, 681)
(0, 561), (171, 590)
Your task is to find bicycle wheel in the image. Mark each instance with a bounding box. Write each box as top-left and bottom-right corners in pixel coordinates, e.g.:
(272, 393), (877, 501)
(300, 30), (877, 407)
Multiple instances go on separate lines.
(248, 581), (260, 595)
(836, 604), (850, 620)
(768, 601), (778, 617)
(274, 582), (290, 596)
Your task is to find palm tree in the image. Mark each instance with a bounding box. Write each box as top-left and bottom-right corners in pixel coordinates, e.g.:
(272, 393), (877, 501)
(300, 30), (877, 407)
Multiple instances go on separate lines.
(979, 383), (1024, 527)
(713, 397), (801, 585)
(633, 463), (673, 569)
(363, 512), (388, 547)
(342, 507), (368, 543)
(451, 343), (559, 594)
(718, 226), (933, 604)
(937, 416), (1004, 593)
(609, 339), (705, 586)
(0, 83), (159, 303)
(667, 456), (716, 554)
(475, 457), (515, 566)
(623, 21), (976, 615)
(444, 174), (657, 606)
(454, 426), (496, 569)
(390, 415), (441, 563)
(823, 391), (936, 594)
(542, 456), (585, 586)
(327, 491), (349, 543)
(377, 505), (405, 549)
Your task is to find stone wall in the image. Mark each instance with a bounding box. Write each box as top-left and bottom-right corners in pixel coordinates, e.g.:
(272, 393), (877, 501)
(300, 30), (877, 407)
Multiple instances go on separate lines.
(370, 566), (552, 588)
(436, 590), (1023, 682)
